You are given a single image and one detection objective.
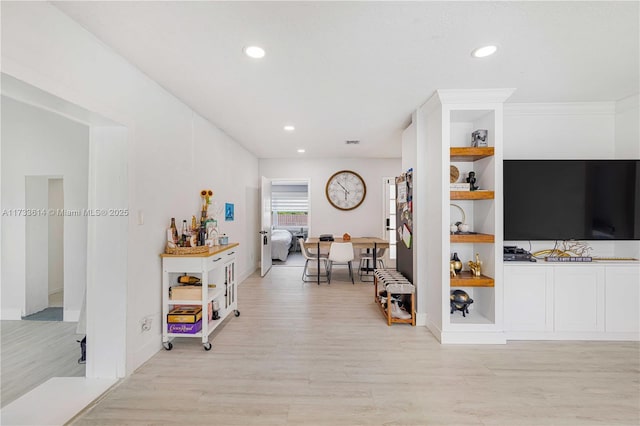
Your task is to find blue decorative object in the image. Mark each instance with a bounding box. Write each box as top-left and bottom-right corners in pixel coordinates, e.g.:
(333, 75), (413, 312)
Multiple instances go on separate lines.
(225, 203), (234, 221)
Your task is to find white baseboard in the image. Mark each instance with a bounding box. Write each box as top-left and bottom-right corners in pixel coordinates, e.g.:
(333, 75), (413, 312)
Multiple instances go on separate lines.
(238, 266), (257, 285)
(506, 331), (640, 341)
(415, 312), (427, 327)
(440, 331), (507, 344)
(63, 309), (80, 322)
(1, 309), (22, 320)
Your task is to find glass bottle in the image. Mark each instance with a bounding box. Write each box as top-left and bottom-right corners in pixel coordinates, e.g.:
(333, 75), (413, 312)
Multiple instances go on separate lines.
(181, 220), (188, 247)
(170, 218), (179, 244)
(198, 223), (206, 246)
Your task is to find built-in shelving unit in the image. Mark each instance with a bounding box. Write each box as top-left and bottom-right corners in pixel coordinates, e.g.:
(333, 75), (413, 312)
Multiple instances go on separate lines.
(420, 88), (514, 344)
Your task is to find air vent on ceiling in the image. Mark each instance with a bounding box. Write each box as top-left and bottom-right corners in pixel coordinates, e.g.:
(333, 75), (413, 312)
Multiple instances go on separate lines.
(345, 140), (360, 145)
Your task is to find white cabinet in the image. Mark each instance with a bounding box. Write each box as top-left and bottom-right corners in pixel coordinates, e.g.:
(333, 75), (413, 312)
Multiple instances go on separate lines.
(504, 265), (553, 332)
(605, 267), (640, 333)
(553, 266), (604, 333)
(505, 263), (639, 340)
(161, 243), (239, 351)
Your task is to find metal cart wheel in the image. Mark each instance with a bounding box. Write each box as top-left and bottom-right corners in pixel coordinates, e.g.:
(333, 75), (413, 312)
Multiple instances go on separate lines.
(203, 342), (212, 351)
(163, 342), (173, 351)
(234, 310), (240, 317)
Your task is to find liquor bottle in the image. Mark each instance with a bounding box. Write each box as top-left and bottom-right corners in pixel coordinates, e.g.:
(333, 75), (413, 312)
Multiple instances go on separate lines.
(198, 223), (207, 246)
(181, 220), (188, 247)
(170, 218), (179, 244)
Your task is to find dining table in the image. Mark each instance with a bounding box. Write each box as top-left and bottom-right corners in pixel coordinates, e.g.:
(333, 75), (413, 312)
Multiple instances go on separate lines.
(305, 237), (390, 284)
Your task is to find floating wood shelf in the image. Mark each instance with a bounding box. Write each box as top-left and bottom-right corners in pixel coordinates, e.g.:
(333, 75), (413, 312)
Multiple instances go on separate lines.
(450, 147), (494, 161)
(450, 190), (494, 200)
(450, 272), (494, 287)
(450, 233), (494, 243)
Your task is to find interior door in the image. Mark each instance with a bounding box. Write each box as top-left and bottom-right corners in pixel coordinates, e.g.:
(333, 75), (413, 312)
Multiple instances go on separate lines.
(260, 176), (272, 276)
(383, 177), (397, 268)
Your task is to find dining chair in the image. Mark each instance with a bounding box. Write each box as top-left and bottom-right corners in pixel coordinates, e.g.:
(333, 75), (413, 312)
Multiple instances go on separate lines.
(359, 247), (386, 281)
(328, 242), (355, 284)
(299, 238), (329, 283)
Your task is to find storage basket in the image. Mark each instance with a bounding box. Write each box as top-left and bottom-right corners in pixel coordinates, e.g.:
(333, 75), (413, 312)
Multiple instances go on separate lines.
(164, 245), (209, 255)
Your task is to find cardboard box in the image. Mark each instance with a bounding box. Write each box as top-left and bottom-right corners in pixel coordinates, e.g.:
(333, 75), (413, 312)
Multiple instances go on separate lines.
(169, 285), (202, 300)
(167, 320), (202, 334)
(167, 306), (202, 323)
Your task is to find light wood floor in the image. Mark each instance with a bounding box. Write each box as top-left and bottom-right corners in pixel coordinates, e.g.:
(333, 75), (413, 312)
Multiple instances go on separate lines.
(1, 320), (85, 407)
(71, 267), (639, 425)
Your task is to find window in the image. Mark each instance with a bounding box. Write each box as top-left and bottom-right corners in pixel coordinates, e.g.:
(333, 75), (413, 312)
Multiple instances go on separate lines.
(272, 184), (308, 228)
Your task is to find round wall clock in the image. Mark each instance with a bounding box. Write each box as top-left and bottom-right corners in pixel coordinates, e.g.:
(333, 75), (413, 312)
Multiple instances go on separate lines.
(325, 170), (367, 211)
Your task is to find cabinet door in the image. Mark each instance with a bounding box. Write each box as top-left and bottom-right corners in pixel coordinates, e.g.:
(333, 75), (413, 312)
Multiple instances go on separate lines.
(553, 266), (605, 332)
(504, 266), (552, 332)
(605, 267), (640, 333)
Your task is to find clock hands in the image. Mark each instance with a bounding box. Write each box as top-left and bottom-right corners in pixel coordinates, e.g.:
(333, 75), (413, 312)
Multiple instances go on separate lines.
(336, 181), (350, 195)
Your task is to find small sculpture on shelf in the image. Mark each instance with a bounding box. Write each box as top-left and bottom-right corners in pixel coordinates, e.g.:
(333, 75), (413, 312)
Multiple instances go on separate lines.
(468, 253), (482, 277)
(471, 129), (488, 147)
(450, 289), (474, 317)
(466, 171), (479, 191)
(450, 252), (463, 275)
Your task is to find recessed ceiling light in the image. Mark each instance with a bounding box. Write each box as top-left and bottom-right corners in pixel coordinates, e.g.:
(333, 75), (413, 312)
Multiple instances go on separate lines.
(284, 125), (295, 132)
(297, 149), (305, 153)
(471, 45), (497, 58)
(244, 46), (265, 59)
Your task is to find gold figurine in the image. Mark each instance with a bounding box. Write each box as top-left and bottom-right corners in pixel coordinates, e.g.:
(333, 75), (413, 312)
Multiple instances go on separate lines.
(468, 253), (482, 277)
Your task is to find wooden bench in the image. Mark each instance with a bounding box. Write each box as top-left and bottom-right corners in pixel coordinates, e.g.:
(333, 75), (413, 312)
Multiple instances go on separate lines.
(374, 269), (415, 326)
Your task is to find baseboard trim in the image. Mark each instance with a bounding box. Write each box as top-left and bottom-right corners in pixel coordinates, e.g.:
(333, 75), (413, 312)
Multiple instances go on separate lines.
(506, 331), (640, 341)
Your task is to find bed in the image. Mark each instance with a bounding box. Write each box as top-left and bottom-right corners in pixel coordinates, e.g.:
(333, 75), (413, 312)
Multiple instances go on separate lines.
(271, 229), (293, 261)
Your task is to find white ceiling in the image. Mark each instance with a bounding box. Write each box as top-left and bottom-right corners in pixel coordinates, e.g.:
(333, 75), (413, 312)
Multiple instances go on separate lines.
(53, 1), (639, 159)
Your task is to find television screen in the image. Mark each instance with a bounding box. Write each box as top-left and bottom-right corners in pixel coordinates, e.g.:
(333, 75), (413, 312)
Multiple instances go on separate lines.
(504, 160), (640, 241)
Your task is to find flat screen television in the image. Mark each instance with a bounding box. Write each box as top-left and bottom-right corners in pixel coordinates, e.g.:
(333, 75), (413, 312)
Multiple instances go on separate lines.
(504, 160), (640, 241)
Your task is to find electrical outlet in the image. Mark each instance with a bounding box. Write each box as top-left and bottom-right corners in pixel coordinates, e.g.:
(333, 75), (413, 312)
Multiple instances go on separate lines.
(141, 317), (152, 332)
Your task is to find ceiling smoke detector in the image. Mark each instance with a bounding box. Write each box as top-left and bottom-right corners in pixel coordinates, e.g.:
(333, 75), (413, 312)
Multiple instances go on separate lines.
(345, 140), (360, 145)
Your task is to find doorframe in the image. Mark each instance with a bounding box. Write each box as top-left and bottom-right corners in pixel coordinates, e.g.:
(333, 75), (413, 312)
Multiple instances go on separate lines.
(1, 73), (128, 379)
(382, 176), (396, 268)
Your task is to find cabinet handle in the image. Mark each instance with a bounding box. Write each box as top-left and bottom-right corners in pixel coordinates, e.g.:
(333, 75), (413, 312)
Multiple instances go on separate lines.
(212, 258), (222, 262)
(227, 251), (235, 256)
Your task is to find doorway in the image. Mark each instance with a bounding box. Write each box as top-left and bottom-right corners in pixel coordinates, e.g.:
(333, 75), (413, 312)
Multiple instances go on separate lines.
(22, 176), (66, 322)
(1, 74), (127, 409)
(270, 179), (310, 268)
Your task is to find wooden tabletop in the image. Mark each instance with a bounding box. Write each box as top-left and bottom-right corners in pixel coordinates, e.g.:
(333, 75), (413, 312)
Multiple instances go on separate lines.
(305, 237), (389, 249)
(160, 242), (239, 258)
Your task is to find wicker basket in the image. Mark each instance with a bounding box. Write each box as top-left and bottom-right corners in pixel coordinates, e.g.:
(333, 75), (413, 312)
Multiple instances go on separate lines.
(165, 245), (209, 255)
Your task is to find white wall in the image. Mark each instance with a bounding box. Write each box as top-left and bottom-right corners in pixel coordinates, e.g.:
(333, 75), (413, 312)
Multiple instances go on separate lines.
(615, 94), (640, 159)
(2, 96), (89, 320)
(259, 158), (401, 239)
(504, 103), (616, 159)
(1, 2), (260, 375)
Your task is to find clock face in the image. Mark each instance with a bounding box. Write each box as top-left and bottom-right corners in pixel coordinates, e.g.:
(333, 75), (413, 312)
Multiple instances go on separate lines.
(325, 170), (366, 211)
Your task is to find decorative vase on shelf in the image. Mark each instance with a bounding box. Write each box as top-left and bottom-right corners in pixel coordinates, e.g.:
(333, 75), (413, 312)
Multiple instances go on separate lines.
(451, 252), (462, 274)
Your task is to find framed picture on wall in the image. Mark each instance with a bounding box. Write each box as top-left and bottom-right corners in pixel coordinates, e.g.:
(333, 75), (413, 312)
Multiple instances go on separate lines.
(225, 203), (234, 221)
